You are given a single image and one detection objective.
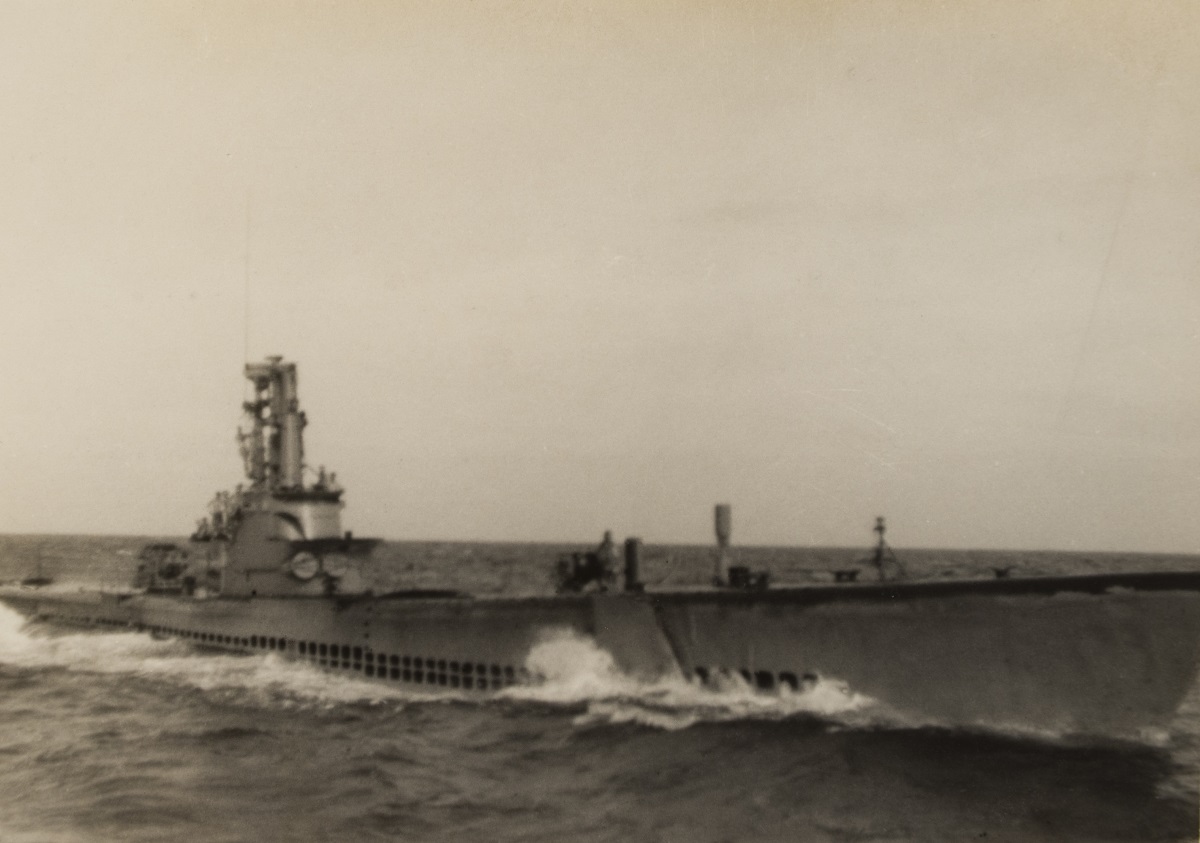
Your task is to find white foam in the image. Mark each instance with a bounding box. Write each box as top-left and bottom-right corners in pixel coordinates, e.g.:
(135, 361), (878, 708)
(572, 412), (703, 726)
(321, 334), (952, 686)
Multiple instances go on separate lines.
(0, 601), (34, 653)
(0, 603), (453, 709)
(502, 628), (879, 731)
(504, 632), (1176, 742)
(7, 605), (1120, 740)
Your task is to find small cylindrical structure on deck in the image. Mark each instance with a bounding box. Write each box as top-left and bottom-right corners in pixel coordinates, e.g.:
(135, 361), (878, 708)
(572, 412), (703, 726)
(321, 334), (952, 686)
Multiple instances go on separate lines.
(714, 504), (732, 585)
(623, 537), (643, 592)
(714, 504), (732, 546)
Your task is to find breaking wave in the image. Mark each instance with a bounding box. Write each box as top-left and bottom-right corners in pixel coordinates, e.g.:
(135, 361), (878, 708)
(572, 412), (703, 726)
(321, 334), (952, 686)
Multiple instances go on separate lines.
(503, 628), (883, 731)
(0, 605), (888, 730)
(0, 604), (428, 709)
(501, 631), (1175, 744)
(2, 606), (1163, 742)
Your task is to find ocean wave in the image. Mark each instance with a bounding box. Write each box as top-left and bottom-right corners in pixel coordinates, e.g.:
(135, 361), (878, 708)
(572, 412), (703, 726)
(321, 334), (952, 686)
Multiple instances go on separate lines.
(0, 604), (1184, 746)
(0, 604), (441, 710)
(0, 824), (94, 843)
(0, 605), (882, 731)
(502, 628), (884, 732)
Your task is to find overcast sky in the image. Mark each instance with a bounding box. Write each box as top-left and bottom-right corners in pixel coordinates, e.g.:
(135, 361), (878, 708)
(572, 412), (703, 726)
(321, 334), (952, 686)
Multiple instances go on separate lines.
(1, 1), (1197, 552)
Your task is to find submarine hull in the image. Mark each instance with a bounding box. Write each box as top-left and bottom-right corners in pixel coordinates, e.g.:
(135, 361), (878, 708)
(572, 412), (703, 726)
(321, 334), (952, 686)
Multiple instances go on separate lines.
(654, 580), (1200, 734)
(6, 570), (1200, 736)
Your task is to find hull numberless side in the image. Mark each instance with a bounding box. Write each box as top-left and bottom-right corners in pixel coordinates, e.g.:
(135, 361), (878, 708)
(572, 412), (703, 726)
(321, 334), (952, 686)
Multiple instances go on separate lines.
(5, 357), (1200, 737)
(7, 573), (1200, 734)
(653, 580), (1200, 733)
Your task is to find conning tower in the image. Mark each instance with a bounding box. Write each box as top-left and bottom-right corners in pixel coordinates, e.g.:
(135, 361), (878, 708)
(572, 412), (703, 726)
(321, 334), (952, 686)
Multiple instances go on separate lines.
(209, 356), (371, 598)
(238, 356), (344, 541)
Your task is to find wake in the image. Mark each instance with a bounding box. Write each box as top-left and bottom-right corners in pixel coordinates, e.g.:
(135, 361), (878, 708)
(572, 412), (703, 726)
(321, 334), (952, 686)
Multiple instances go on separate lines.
(0, 604), (881, 728)
(502, 628), (883, 731)
(0, 603), (416, 708)
(2, 604), (1163, 743)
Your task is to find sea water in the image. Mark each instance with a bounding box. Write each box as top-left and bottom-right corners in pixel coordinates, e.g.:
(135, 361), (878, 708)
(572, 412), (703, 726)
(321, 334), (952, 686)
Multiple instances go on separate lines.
(0, 535), (1197, 842)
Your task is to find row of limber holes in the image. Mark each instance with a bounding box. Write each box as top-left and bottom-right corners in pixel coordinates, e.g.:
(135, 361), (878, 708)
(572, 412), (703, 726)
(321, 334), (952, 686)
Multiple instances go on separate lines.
(146, 624), (527, 690)
(690, 666), (820, 693)
(56, 615), (811, 694)
(297, 640), (528, 690)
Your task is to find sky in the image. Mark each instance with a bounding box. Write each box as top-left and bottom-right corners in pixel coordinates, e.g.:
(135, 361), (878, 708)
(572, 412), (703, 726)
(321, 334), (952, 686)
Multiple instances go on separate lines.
(0, 1), (1197, 552)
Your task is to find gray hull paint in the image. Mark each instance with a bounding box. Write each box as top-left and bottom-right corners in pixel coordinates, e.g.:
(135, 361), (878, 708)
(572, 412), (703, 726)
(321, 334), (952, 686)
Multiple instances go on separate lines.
(653, 588), (1200, 733)
(6, 572), (1200, 734)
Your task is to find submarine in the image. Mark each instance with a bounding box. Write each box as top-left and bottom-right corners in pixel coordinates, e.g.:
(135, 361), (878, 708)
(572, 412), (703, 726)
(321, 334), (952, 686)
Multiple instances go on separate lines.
(4, 356), (1200, 736)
